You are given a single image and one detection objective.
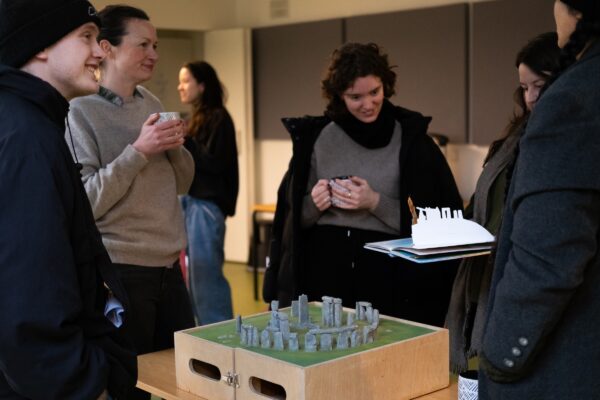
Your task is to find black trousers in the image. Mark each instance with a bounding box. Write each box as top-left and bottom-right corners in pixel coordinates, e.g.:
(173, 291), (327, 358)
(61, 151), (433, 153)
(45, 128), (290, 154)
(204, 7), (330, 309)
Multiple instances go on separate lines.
(116, 262), (195, 400)
(303, 225), (456, 327)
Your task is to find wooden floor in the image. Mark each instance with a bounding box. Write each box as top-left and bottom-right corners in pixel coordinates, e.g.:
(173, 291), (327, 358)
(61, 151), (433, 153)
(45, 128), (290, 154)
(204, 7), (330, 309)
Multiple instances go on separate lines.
(224, 262), (268, 316)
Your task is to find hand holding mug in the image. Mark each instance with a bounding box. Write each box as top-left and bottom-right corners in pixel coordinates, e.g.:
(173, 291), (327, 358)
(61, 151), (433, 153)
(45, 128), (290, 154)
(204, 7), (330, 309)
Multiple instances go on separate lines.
(311, 179), (331, 211)
(330, 176), (380, 211)
(133, 113), (185, 156)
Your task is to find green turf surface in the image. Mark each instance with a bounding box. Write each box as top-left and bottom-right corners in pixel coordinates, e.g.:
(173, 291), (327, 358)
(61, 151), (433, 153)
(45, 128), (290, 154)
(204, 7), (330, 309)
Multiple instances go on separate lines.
(186, 306), (435, 367)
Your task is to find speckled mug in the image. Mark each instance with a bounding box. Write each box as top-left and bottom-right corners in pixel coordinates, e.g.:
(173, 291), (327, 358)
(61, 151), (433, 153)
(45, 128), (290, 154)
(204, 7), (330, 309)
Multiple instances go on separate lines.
(157, 111), (180, 123)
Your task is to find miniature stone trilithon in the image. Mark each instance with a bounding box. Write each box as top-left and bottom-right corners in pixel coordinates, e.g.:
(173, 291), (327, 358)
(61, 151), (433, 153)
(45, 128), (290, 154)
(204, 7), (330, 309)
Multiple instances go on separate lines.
(235, 294), (380, 353)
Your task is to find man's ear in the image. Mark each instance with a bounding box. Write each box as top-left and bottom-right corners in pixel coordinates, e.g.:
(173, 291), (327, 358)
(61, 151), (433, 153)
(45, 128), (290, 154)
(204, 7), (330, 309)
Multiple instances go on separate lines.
(34, 48), (49, 62)
(99, 39), (112, 55)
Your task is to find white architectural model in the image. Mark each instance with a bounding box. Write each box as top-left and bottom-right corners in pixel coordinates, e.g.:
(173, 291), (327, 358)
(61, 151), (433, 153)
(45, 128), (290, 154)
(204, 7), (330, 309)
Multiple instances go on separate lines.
(411, 207), (494, 249)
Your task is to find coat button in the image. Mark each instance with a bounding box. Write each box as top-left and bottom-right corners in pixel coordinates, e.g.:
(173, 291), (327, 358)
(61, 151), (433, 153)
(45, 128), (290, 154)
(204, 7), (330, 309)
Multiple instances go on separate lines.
(503, 358), (515, 368)
(511, 347), (522, 357)
(518, 337), (529, 346)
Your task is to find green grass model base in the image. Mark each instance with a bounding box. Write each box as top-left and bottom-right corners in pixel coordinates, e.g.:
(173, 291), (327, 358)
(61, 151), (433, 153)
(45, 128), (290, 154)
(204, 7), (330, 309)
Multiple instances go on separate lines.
(187, 305), (434, 367)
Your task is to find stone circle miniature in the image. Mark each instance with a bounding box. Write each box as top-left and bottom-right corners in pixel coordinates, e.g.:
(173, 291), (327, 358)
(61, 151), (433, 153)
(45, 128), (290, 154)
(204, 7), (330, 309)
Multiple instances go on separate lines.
(236, 294), (380, 352)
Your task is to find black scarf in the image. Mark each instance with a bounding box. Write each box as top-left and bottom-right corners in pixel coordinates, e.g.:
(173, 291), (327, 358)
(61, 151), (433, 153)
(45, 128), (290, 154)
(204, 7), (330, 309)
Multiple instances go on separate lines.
(331, 99), (396, 149)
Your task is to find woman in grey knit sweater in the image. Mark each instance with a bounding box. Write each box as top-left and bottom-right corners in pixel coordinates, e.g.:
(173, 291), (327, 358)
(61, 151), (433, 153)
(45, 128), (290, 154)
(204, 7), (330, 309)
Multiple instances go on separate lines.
(67, 6), (195, 399)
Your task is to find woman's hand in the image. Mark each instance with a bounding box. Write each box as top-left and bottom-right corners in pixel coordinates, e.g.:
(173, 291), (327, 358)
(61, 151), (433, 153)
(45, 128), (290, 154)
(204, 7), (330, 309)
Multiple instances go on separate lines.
(133, 113), (186, 156)
(330, 176), (380, 211)
(311, 179), (332, 211)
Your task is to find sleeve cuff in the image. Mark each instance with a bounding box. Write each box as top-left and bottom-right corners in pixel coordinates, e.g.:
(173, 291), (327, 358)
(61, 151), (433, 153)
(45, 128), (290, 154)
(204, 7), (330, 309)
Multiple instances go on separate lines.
(301, 195), (321, 228)
(125, 144), (149, 164)
(479, 351), (523, 383)
(370, 193), (401, 231)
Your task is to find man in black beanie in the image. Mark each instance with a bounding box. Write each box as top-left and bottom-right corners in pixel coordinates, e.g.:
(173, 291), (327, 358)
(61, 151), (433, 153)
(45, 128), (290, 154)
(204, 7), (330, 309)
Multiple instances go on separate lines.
(0, 1), (137, 399)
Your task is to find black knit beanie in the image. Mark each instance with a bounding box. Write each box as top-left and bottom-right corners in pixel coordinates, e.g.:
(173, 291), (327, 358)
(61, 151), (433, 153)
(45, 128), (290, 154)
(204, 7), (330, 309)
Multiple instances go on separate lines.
(0, 0), (101, 68)
(560, 0), (600, 20)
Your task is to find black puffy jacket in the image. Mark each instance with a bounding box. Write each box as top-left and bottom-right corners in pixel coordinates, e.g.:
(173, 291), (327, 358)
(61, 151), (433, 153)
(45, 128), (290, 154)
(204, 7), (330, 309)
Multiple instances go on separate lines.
(263, 104), (463, 308)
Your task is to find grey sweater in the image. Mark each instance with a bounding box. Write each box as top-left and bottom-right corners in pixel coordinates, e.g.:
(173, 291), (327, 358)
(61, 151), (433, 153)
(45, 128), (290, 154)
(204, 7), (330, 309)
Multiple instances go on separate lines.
(302, 120), (401, 234)
(67, 86), (194, 267)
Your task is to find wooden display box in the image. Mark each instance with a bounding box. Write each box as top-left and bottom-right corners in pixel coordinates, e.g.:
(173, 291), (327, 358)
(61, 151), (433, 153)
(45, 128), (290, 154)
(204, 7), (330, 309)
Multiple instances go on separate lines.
(174, 304), (449, 400)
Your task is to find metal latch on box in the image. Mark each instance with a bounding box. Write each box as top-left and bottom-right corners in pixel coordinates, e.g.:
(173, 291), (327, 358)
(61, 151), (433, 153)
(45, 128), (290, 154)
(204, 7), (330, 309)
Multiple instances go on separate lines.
(221, 371), (240, 388)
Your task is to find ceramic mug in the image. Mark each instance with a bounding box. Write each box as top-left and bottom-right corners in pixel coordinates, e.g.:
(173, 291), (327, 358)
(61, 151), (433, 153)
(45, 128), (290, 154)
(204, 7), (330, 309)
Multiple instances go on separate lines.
(157, 111), (181, 123)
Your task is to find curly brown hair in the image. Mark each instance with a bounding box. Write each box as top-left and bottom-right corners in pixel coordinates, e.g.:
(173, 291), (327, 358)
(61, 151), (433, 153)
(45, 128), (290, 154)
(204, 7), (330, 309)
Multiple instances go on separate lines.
(321, 42), (397, 119)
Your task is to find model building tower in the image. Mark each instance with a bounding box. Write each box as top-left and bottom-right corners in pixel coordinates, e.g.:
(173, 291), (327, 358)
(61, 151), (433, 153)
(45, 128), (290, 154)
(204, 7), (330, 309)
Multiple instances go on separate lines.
(411, 206), (494, 248)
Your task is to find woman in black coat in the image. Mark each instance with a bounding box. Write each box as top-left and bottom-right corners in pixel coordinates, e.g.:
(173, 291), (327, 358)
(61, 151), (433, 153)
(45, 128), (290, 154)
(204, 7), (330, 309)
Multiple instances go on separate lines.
(264, 43), (462, 327)
(479, 1), (600, 398)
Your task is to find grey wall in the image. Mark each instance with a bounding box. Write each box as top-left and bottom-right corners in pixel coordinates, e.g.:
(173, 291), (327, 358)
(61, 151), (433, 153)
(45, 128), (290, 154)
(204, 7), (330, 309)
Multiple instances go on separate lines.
(347, 5), (468, 143)
(253, 20), (343, 139)
(470, 0), (556, 144)
(253, 0), (555, 145)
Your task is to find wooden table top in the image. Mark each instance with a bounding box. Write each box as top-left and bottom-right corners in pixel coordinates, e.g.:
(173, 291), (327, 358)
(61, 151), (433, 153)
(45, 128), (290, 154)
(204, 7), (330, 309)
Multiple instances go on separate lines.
(137, 349), (457, 400)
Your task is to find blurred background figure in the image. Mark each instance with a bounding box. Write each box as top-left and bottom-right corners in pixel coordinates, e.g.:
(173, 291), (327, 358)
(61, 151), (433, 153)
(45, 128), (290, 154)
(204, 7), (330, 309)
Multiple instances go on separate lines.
(67, 5), (195, 399)
(445, 31), (560, 373)
(178, 61), (239, 325)
(264, 42), (462, 327)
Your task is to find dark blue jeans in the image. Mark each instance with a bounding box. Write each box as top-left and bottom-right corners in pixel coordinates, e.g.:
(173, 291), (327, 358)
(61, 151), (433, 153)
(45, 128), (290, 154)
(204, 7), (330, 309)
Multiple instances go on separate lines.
(116, 262), (195, 400)
(181, 196), (233, 325)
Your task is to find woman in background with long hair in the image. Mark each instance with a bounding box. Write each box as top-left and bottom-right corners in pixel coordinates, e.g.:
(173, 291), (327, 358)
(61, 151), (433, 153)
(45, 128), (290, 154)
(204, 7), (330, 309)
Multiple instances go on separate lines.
(446, 31), (560, 373)
(178, 61), (239, 325)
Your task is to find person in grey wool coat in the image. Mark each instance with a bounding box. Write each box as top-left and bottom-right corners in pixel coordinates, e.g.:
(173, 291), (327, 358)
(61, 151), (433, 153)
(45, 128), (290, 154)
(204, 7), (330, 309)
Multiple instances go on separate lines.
(479, 1), (600, 398)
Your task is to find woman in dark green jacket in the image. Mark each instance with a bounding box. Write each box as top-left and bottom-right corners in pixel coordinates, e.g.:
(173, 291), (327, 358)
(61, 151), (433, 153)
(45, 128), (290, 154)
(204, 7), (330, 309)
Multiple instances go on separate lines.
(446, 32), (560, 373)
